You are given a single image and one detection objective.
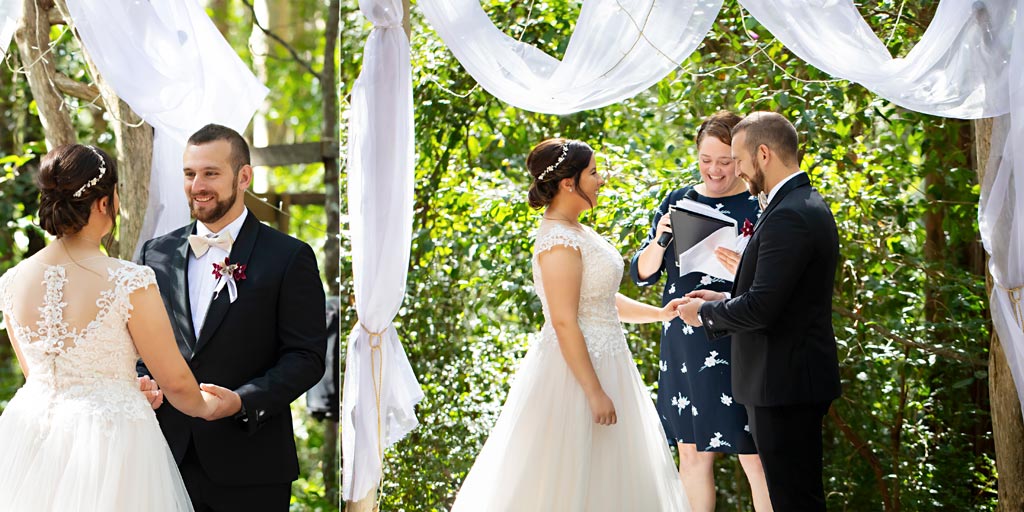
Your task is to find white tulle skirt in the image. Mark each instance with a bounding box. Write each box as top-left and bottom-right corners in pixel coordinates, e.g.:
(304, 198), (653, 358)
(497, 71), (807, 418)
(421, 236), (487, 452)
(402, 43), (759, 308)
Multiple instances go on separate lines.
(0, 379), (193, 511)
(452, 330), (689, 511)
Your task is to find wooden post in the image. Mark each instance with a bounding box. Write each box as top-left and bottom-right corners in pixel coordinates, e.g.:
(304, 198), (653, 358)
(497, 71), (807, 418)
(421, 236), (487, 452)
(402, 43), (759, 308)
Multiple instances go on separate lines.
(973, 117), (1024, 511)
(322, 0), (341, 507)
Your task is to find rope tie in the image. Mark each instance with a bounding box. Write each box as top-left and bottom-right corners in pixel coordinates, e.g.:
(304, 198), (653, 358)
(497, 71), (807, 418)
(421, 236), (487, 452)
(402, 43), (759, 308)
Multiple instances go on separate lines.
(1006, 285), (1023, 331)
(359, 322), (387, 510)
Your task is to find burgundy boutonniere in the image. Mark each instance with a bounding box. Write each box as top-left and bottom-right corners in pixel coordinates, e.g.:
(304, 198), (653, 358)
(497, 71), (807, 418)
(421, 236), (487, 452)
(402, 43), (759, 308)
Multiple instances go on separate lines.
(741, 218), (755, 238)
(212, 258), (247, 303)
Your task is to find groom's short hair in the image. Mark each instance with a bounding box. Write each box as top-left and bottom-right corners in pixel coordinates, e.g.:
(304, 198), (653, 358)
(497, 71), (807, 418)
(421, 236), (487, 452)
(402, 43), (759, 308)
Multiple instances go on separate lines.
(187, 124), (251, 173)
(732, 112), (799, 166)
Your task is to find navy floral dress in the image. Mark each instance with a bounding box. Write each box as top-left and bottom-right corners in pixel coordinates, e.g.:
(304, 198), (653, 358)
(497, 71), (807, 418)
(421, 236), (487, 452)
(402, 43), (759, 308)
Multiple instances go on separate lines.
(630, 185), (760, 453)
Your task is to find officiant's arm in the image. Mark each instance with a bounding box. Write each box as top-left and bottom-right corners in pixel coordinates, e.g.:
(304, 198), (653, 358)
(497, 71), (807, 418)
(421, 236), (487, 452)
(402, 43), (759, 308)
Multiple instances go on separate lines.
(630, 196), (672, 286)
(699, 208), (812, 338)
(230, 243), (327, 433)
(540, 245), (616, 426)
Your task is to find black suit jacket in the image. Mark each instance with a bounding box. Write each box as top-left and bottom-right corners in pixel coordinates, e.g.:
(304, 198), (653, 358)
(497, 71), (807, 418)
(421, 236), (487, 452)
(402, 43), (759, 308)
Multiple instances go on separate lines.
(137, 213), (327, 486)
(700, 173), (841, 407)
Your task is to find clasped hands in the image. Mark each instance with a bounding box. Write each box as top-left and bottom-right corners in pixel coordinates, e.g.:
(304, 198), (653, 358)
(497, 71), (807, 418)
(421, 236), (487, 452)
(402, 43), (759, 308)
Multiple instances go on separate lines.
(671, 289), (729, 327)
(137, 375), (242, 421)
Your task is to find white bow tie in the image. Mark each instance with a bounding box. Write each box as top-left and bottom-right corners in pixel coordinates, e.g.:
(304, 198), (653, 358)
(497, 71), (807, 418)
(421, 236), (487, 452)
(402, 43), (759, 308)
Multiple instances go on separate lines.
(188, 232), (234, 257)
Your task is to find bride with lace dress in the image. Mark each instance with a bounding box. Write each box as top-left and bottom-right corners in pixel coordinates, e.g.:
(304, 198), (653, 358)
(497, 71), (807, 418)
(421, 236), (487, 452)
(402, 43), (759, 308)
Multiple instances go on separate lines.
(452, 139), (690, 511)
(0, 145), (222, 511)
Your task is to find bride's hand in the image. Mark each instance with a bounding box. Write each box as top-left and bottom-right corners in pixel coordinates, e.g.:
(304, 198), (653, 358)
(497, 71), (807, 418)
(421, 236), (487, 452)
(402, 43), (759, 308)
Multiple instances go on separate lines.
(197, 383), (243, 421)
(661, 298), (689, 321)
(587, 390), (617, 426)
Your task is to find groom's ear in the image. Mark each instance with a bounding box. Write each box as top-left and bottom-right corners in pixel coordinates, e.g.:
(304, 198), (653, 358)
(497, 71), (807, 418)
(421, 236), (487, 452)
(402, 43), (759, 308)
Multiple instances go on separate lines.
(757, 144), (771, 164)
(237, 164), (254, 191)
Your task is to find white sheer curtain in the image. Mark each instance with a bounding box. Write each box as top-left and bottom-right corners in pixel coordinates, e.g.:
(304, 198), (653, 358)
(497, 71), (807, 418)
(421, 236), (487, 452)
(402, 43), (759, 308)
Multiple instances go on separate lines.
(0, 0), (20, 59)
(979, 5), (1024, 415)
(342, 0), (423, 502)
(65, 0), (268, 248)
(737, 0), (1012, 119)
(419, 0), (722, 114)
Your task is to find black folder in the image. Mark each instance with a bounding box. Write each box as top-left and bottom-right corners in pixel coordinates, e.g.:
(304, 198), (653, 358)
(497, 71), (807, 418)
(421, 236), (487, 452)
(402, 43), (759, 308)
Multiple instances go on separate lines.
(668, 205), (735, 256)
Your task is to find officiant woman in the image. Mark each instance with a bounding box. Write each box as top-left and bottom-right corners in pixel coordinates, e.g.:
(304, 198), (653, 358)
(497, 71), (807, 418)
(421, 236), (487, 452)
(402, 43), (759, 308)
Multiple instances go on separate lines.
(630, 111), (770, 512)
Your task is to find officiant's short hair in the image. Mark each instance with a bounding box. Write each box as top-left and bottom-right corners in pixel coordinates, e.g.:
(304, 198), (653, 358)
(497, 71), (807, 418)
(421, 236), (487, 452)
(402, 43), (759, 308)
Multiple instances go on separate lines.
(187, 124), (251, 173)
(732, 112), (799, 166)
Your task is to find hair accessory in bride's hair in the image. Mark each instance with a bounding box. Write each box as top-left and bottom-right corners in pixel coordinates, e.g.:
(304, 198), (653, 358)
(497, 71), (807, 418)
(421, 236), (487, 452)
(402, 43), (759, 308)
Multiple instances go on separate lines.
(72, 146), (107, 198)
(537, 141), (570, 182)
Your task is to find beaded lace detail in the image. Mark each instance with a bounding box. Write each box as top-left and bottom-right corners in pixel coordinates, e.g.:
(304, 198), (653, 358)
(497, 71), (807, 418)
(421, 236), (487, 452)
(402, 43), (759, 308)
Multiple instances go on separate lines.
(0, 261), (159, 425)
(532, 223), (629, 365)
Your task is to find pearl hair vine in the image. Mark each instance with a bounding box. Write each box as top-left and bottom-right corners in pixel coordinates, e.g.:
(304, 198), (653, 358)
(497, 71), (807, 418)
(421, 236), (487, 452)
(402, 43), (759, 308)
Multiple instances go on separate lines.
(72, 146), (107, 198)
(537, 141), (570, 181)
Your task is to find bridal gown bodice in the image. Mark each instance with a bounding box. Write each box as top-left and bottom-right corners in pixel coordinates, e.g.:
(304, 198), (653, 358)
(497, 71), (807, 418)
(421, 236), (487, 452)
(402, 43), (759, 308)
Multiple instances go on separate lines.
(533, 223), (629, 362)
(1, 261), (156, 423)
(0, 258), (193, 511)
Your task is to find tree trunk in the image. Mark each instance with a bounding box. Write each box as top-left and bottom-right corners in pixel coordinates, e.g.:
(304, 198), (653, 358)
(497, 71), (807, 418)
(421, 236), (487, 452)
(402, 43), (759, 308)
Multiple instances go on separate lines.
(56, 0), (153, 259)
(15, 0), (75, 149)
(322, 0), (341, 505)
(973, 117), (1024, 511)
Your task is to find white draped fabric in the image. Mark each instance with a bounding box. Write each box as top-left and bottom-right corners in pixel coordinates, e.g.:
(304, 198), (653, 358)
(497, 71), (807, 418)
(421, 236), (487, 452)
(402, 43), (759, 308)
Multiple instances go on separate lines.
(409, 0), (1024, 422)
(737, 0), (1012, 119)
(978, 3), (1024, 413)
(65, 0), (268, 249)
(419, 0), (723, 115)
(342, 0), (423, 502)
(0, 0), (20, 59)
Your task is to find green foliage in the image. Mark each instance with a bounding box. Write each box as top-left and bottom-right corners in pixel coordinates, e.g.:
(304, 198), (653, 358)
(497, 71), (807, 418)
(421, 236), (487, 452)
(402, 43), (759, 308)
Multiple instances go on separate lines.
(341, 1), (996, 510)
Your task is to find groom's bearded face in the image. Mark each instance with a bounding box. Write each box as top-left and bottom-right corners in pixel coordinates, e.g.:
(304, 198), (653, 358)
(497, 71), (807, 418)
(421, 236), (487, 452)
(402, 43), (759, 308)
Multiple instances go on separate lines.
(183, 140), (243, 225)
(744, 156), (767, 196)
(732, 132), (767, 196)
(189, 173), (239, 224)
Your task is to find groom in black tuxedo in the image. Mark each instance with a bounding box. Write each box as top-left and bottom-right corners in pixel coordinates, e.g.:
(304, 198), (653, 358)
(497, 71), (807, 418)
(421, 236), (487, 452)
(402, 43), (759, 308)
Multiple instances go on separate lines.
(137, 124), (327, 511)
(678, 112), (841, 511)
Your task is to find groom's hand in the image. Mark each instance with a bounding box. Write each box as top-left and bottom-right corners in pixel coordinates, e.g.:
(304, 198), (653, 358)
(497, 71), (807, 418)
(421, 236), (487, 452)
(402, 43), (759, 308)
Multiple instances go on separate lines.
(677, 298), (705, 327)
(138, 375), (164, 410)
(198, 383), (243, 420)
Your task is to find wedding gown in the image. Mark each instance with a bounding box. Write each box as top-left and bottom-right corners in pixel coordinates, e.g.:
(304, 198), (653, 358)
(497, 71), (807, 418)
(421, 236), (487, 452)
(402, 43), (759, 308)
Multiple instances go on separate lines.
(0, 258), (193, 511)
(452, 223), (688, 511)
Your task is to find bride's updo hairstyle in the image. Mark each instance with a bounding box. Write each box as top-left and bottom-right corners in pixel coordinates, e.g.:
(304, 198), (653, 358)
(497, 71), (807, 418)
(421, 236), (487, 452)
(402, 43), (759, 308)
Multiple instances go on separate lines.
(527, 138), (594, 209)
(36, 144), (118, 238)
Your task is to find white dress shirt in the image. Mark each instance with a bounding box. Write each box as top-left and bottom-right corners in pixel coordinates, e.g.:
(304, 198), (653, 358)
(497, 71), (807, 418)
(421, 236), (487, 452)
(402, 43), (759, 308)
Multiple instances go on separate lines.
(766, 171), (806, 208)
(189, 209), (249, 337)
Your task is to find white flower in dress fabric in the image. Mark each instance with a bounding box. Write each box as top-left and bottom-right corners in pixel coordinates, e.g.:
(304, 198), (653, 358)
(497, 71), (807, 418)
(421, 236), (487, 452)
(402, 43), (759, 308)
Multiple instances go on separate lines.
(659, 360), (668, 372)
(681, 363), (688, 374)
(691, 406), (699, 417)
(663, 320), (672, 334)
(700, 275), (713, 286)
(715, 203), (724, 210)
(744, 424), (750, 432)
(720, 393), (733, 406)
(668, 283), (676, 294)
(700, 350), (729, 371)
(671, 393), (691, 415)
(681, 324), (694, 335)
(707, 432), (732, 450)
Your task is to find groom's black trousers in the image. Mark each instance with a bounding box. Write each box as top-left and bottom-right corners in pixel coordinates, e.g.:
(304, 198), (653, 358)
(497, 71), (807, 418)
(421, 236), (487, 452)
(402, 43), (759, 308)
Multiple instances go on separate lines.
(746, 402), (832, 512)
(180, 440), (291, 512)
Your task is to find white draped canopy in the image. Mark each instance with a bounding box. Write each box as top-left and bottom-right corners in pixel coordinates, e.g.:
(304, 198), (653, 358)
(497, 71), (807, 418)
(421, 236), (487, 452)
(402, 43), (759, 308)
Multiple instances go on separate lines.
(65, 0), (268, 248)
(343, 0), (1024, 501)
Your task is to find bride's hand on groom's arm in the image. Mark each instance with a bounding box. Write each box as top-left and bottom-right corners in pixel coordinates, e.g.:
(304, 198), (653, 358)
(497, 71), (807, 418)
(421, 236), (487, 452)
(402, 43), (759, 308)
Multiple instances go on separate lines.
(197, 383), (243, 421)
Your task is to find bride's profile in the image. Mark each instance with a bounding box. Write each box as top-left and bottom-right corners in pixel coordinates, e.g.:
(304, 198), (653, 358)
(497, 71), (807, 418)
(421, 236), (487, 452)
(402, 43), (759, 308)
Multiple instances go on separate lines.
(0, 144), (221, 511)
(451, 138), (690, 511)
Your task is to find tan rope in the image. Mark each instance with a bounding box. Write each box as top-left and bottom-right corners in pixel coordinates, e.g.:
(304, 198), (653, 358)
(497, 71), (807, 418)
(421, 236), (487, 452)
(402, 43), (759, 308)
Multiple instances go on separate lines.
(1006, 285), (1023, 331)
(359, 322), (387, 510)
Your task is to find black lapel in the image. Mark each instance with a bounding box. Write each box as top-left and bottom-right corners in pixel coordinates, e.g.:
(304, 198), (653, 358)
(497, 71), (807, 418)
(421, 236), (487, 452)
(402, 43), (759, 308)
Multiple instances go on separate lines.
(752, 172), (810, 232)
(193, 212), (261, 355)
(172, 222), (199, 355)
(733, 173), (810, 288)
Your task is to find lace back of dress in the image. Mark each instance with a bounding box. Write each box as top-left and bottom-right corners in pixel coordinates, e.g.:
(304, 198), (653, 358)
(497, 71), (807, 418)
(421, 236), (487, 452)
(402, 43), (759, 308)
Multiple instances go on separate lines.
(5, 260), (120, 358)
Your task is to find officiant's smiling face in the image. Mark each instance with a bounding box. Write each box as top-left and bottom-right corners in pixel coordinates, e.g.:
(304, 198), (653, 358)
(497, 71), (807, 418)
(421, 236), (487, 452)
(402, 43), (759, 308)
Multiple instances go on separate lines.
(698, 136), (739, 196)
(183, 140), (251, 228)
